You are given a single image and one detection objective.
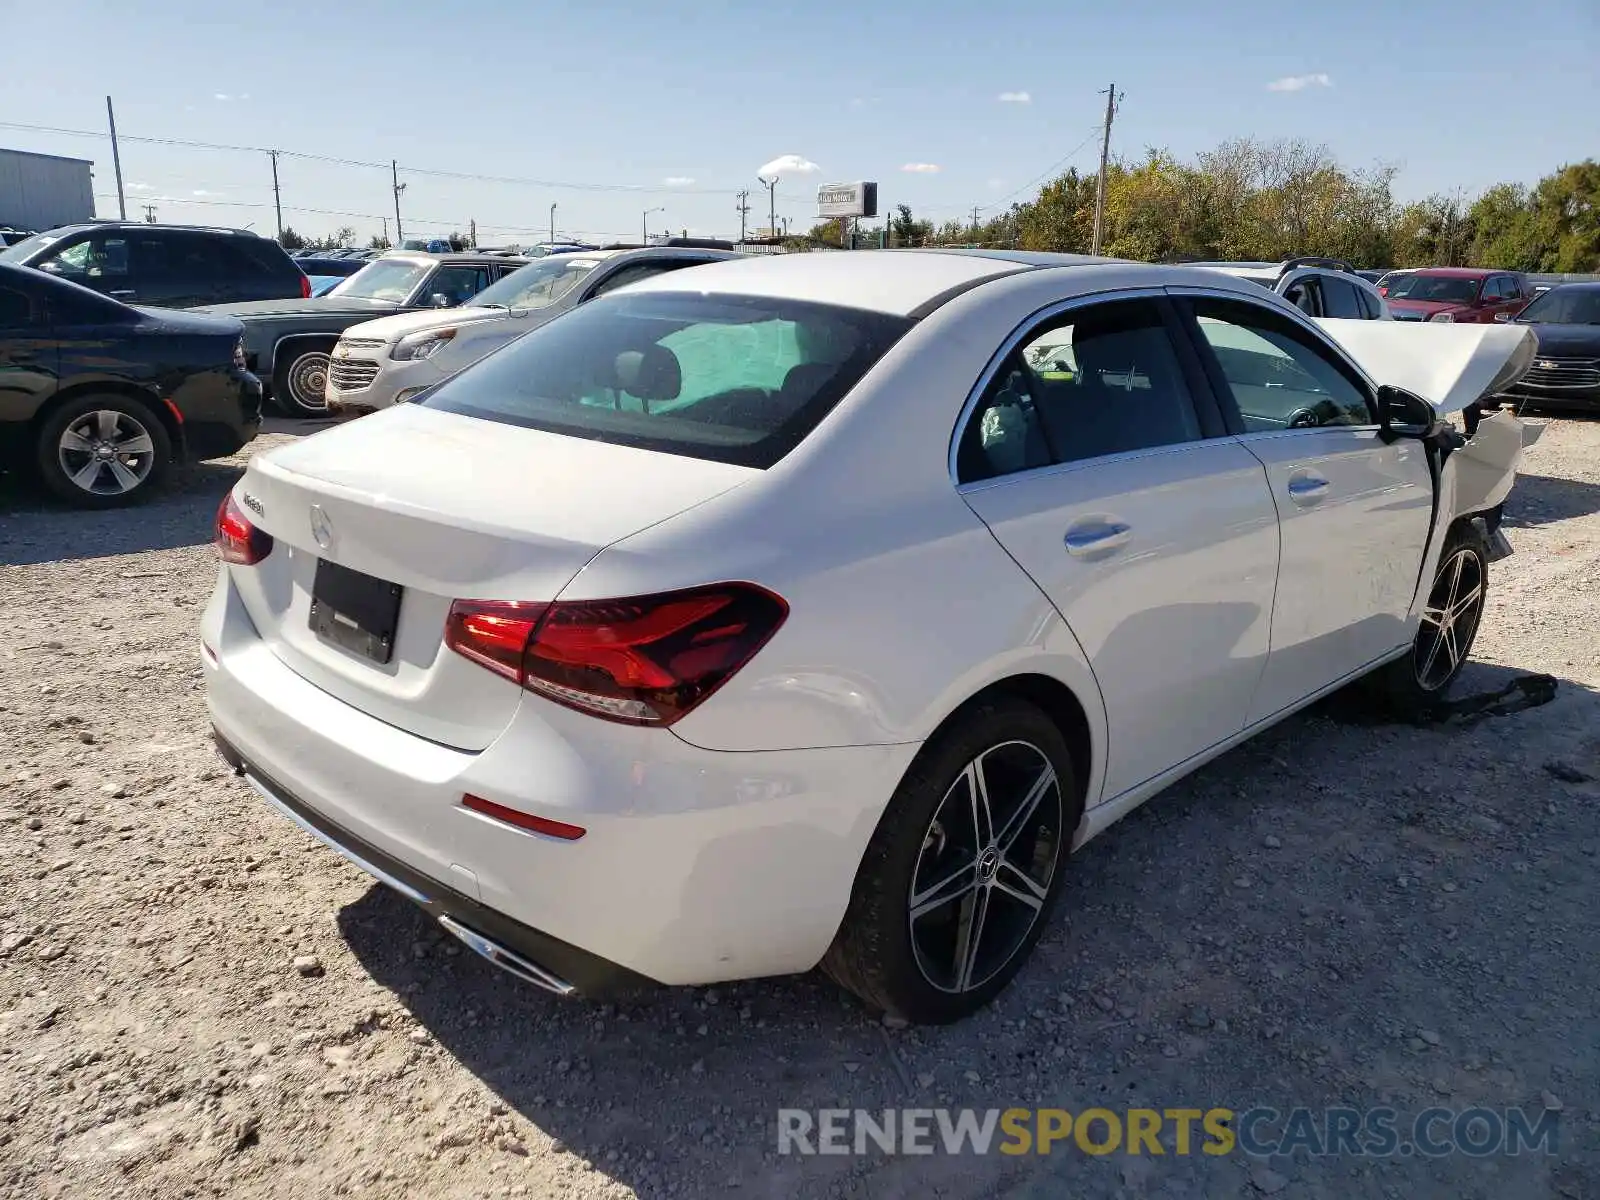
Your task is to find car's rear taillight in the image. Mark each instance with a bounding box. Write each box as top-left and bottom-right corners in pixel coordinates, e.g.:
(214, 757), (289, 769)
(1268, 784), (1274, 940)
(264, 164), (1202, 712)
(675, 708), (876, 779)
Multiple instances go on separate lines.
(299, 273), (312, 299)
(215, 493), (273, 565)
(445, 583), (788, 726)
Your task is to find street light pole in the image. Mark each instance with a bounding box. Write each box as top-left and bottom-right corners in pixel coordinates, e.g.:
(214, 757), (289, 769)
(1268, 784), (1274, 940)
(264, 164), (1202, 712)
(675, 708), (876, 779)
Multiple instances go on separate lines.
(550, 203), (557, 245)
(757, 175), (778, 238)
(642, 206), (664, 245)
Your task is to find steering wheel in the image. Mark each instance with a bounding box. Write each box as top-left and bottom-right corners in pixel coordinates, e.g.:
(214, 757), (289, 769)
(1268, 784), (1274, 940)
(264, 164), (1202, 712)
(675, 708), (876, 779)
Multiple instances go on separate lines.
(1286, 408), (1322, 429)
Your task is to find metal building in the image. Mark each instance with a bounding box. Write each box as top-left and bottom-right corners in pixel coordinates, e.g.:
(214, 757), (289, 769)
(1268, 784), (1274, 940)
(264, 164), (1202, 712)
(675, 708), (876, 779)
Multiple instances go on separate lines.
(0, 148), (96, 233)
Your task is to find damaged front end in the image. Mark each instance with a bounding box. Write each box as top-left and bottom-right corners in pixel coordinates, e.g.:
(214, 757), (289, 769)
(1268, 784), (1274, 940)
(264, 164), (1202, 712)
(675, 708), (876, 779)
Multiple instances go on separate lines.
(1316, 318), (1540, 532)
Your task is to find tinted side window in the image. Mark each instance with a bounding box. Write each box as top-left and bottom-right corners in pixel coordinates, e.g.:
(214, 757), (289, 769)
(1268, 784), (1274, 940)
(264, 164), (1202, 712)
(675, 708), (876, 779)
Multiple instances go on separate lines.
(1357, 286), (1381, 319)
(1320, 275), (1366, 319)
(957, 298), (1204, 483)
(0, 283), (35, 327)
(1189, 297), (1374, 431)
(419, 265), (491, 306)
(587, 263), (675, 298)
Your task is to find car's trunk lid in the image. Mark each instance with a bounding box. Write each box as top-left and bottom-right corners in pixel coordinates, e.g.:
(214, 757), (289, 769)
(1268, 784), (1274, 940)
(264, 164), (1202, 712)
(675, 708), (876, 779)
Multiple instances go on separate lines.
(228, 405), (757, 750)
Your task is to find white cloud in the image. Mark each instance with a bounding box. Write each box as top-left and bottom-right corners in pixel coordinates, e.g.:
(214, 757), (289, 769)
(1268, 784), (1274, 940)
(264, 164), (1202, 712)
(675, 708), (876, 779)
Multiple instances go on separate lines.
(662, 176), (696, 186)
(900, 163), (940, 174)
(757, 154), (820, 178)
(213, 92), (231, 101)
(997, 91), (1031, 104)
(1266, 73), (1331, 92)
(127, 182), (154, 192)
(191, 189), (223, 197)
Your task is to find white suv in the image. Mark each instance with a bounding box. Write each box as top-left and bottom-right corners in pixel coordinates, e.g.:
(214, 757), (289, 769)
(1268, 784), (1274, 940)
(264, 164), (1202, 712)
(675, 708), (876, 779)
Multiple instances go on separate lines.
(1191, 257), (1392, 321)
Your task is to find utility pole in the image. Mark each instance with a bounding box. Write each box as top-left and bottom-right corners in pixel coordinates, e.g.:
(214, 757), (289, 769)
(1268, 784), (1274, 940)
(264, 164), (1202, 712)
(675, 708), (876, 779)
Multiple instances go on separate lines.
(971, 205), (980, 240)
(549, 203), (557, 244)
(142, 204), (157, 223)
(381, 217), (388, 246)
(757, 176), (778, 239)
(391, 161), (406, 245)
(269, 150), (283, 241)
(736, 190), (750, 243)
(469, 218), (477, 249)
(105, 96), (127, 220)
(1090, 82), (1120, 256)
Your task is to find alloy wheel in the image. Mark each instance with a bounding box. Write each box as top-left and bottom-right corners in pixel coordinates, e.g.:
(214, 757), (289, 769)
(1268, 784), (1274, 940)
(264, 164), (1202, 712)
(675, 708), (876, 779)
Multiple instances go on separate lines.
(56, 409), (157, 498)
(287, 352), (331, 412)
(907, 740), (1064, 994)
(1414, 546), (1485, 691)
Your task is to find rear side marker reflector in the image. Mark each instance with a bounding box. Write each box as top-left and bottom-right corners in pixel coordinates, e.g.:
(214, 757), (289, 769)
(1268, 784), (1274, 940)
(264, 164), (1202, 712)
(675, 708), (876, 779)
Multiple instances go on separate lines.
(462, 794), (587, 841)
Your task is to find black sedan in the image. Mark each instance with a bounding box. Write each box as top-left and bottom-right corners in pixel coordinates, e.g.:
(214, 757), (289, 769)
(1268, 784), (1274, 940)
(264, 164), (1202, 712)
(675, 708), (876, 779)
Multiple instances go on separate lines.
(195, 253), (524, 415)
(0, 263), (261, 508)
(1502, 283), (1600, 413)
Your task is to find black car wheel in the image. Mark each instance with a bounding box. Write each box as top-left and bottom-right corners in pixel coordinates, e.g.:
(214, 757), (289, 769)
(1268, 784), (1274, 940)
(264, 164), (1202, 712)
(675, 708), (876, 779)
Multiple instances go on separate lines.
(36, 394), (173, 509)
(273, 343), (335, 416)
(1366, 522), (1489, 713)
(821, 698), (1077, 1024)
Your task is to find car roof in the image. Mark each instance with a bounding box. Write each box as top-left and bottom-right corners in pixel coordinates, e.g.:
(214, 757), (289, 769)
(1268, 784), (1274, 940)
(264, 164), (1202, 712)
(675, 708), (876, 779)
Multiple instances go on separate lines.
(618, 248), (1134, 316)
(379, 252), (527, 266)
(1408, 267), (1498, 278)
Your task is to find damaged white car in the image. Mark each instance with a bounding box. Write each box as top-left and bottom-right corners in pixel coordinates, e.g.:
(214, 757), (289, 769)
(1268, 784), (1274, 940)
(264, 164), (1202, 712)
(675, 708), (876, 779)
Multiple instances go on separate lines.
(203, 250), (1536, 1024)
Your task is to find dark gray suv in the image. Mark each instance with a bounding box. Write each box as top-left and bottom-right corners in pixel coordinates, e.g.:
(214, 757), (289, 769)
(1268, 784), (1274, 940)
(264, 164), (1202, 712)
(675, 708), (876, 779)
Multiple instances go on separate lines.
(0, 223), (308, 309)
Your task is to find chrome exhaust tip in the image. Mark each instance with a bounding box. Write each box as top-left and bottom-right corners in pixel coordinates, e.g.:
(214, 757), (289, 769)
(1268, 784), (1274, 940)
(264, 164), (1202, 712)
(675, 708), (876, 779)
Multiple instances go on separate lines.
(437, 914), (576, 997)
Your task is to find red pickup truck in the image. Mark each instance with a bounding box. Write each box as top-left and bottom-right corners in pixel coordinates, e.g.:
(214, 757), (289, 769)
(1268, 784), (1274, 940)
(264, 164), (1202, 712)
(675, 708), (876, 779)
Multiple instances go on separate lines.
(1383, 268), (1533, 323)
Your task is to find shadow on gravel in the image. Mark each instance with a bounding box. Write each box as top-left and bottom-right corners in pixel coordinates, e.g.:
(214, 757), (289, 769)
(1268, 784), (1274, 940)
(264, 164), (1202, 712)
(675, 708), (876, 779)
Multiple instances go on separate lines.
(1504, 472), (1600, 527)
(335, 663), (1600, 1199)
(0, 461), (247, 565)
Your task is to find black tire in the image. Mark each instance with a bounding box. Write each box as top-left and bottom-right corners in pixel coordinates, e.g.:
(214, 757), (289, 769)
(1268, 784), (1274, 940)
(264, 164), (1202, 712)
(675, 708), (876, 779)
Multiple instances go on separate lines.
(35, 393), (173, 509)
(821, 698), (1079, 1024)
(272, 342), (336, 416)
(1366, 522), (1489, 714)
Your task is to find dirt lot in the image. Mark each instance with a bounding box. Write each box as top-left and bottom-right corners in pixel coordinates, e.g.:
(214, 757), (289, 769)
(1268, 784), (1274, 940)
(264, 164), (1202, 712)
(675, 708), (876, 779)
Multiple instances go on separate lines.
(2, 415), (1598, 1200)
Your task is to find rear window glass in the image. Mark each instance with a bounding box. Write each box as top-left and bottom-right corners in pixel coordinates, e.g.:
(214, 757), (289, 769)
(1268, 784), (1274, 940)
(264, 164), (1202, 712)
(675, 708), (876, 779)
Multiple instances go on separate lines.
(421, 292), (913, 468)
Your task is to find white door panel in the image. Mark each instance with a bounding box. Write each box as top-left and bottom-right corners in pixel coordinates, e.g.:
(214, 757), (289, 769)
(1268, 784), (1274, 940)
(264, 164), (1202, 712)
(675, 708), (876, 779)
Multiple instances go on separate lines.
(1240, 428), (1434, 722)
(962, 441), (1279, 802)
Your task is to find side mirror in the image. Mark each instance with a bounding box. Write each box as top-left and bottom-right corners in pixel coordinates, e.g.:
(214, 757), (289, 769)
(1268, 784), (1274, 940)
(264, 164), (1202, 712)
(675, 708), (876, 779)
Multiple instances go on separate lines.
(1493, 311), (1513, 323)
(1377, 384), (1443, 444)
(428, 293), (453, 308)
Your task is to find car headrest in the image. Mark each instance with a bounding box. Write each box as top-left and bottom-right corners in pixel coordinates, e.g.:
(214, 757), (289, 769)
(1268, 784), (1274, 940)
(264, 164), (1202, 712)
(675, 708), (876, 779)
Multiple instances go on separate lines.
(614, 345), (681, 402)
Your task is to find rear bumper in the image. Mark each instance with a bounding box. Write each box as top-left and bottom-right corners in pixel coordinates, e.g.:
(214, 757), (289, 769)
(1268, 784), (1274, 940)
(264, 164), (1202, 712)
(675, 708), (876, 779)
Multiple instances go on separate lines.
(200, 567), (915, 987)
(174, 368), (263, 460)
(211, 729), (649, 996)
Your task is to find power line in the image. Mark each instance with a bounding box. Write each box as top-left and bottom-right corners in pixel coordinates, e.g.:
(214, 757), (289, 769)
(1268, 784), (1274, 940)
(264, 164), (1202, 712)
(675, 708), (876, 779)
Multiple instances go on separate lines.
(979, 124), (1105, 213)
(0, 119), (814, 199)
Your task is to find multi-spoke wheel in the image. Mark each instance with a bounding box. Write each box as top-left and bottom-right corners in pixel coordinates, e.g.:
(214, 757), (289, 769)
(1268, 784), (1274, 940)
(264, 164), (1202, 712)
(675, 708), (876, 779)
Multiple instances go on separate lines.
(822, 698), (1079, 1024)
(1414, 543), (1486, 692)
(36, 394), (173, 509)
(1366, 523), (1490, 712)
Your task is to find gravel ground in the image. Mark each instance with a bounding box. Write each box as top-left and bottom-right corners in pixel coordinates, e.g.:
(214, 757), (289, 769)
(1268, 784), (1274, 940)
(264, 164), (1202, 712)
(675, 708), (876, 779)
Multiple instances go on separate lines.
(2, 415), (1597, 1200)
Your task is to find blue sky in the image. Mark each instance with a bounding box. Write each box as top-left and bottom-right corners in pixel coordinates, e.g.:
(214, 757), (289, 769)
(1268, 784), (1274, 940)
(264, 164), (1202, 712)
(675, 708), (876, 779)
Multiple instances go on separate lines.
(2, 0), (1594, 244)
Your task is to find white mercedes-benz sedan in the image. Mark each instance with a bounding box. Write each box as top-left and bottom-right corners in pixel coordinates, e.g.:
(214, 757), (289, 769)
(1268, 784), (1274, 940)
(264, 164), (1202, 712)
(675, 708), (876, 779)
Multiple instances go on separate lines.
(202, 249), (1535, 1023)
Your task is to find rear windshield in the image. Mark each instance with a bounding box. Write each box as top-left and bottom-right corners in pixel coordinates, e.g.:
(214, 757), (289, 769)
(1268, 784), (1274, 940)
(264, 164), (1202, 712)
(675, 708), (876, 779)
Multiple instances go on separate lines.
(421, 291), (913, 468)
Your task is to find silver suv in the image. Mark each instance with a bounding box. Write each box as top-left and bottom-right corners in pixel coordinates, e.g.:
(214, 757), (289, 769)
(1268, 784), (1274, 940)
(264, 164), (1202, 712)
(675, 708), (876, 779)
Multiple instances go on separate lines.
(1190, 257), (1392, 321)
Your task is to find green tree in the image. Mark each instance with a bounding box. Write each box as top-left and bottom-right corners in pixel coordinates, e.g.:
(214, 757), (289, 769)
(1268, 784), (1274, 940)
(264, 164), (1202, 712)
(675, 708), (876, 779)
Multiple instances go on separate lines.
(368, 233), (392, 250)
(1530, 160), (1600, 272)
(277, 226), (305, 251)
(1468, 184), (1543, 270)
